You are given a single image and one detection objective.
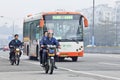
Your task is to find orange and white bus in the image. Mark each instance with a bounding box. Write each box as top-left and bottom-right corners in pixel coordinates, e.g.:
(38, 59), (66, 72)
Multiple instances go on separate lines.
(23, 11), (88, 61)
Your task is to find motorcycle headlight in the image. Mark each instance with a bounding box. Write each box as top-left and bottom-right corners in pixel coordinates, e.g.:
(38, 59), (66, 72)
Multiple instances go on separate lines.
(16, 48), (20, 51)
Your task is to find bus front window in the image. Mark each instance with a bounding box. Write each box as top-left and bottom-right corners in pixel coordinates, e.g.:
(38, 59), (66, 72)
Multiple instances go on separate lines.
(44, 15), (83, 41)
(45, 20), (83, 41)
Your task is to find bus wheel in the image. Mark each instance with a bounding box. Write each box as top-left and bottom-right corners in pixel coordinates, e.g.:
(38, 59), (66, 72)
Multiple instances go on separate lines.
(29, 56), (38, 61)
(59, 57), (65, 62)
(27, 45), (29, 56)
(36, 45), (39, 59)
(55, 57), (65, 62)
(72, 57), (78, 62)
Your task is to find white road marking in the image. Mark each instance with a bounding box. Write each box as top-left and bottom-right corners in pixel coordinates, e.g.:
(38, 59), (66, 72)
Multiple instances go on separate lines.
(59, 67), (120, 80)
(1, 53), (120, 80)
(23, 60), (120, 80)
(99, 62), (120, 66)
(24, 60), (39, 65)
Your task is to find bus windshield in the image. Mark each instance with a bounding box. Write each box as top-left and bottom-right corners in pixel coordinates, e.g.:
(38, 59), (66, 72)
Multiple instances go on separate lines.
(44, 15), (83, 41)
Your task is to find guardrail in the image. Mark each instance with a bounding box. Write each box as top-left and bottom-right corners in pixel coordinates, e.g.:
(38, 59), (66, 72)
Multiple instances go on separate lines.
(84, 46), (120, 54)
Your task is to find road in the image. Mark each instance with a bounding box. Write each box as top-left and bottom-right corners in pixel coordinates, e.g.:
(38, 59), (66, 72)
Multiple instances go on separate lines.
(0, 51), (120, 80)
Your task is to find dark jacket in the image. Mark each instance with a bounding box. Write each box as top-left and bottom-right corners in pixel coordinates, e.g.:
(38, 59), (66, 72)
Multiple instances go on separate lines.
(40, 36), (47, 46)
(40, 37), (60, 47)
(9, 39), (22, 49)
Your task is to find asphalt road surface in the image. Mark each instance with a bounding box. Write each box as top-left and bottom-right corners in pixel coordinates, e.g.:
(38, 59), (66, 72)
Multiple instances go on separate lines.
(0, 51), (120, 80)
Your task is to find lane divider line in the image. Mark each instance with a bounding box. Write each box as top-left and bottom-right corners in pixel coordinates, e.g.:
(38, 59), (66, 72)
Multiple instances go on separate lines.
(1, 54), (120, 80)
(23, 60), (120, 80)
(99, 62), (120, 66)
(59, 67), (120, 80)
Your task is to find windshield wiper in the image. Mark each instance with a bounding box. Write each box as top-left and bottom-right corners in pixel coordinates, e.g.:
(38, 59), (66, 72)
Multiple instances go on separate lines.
(58, 39), (70, 41)
(72, 38), (83, 41)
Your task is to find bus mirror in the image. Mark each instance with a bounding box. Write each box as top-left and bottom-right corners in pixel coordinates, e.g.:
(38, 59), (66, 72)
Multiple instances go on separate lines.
(84, 18), (88, 27)
(40, 19), (44, 28)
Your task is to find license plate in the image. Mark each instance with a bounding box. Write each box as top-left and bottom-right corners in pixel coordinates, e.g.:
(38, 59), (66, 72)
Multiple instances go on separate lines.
(16, 52), (19, 55)
(60, 53), (68, 57)
(48, 54), (55, 56)
(60, 55), (67, 57)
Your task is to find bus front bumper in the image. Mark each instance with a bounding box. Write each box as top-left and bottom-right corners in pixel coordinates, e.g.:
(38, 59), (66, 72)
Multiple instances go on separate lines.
(56, 50), (84, 57)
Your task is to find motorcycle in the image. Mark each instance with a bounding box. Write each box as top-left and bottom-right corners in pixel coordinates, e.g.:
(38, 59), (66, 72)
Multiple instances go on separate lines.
(10, 46), (21, 65)
(42, 45), (57, 74)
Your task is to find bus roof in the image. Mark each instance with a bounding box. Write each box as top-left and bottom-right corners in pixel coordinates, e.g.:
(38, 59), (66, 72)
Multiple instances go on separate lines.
(43, 12), (81, 15)
(24, 11), (81, 22)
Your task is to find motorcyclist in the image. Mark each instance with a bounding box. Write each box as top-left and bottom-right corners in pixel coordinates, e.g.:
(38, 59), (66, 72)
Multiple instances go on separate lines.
(9, 34), (22, 61)
(40, 30), (60, 69)
(39, 31), (48, 65)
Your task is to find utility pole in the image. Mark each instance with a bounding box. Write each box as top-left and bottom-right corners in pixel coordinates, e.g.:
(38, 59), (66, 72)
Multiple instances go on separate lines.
(92, 0), (95, 46)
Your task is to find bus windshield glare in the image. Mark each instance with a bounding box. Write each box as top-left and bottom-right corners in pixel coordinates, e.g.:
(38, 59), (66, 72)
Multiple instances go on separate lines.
(44, 15), (83, 41)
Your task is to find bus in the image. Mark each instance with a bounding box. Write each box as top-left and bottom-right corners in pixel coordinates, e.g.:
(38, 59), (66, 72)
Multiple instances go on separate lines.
(23, 11), (88, 61)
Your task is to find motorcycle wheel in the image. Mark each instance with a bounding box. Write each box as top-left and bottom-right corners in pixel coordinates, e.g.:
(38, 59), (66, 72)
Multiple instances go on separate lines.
(16, 55), (20, 65)
(45, 63), (49, 74)
(49, 58), (54, 74)
(11, 57), (15, 65)
(11, 61), (14, 65)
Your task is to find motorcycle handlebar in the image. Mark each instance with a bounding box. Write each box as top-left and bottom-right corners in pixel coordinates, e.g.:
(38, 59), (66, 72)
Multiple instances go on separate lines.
(10, 45), (23, 49)
(41, 45), (59, 48)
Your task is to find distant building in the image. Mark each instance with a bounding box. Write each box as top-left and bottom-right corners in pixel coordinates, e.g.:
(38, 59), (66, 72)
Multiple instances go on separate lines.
(80, 4), (117, 46)
(81, 4), (114, 26)
(115, 1), (120, 46)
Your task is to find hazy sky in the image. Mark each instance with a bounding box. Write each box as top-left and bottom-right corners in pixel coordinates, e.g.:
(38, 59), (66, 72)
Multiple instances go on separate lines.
(0, 0), (118, 28)
(0, 0), (117, 18)
(0, 0), (118, 39)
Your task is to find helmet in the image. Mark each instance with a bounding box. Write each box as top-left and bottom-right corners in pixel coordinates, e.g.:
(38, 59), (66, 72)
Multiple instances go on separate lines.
(48, 30), (54, 35)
